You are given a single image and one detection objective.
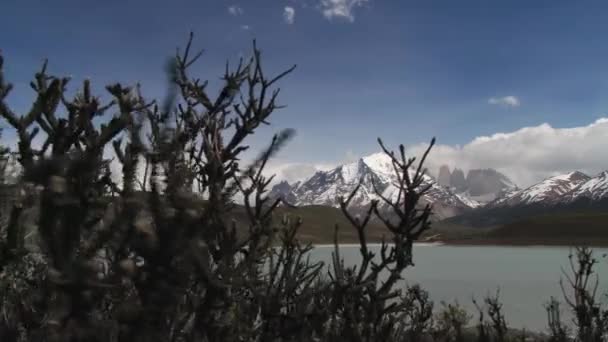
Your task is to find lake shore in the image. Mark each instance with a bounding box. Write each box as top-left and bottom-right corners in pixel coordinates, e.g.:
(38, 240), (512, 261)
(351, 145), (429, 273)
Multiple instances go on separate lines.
(312, 241), (445, 248)
(439, 237), (608, 247)
(303, 237), (608, 248)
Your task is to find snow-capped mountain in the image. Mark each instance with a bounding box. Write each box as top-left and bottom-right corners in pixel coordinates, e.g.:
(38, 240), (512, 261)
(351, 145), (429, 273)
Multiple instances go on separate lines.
(454, 193), (483, 209)
(564, 171), (608, 202)
(268, 146), (608, 226)
(269, 152), (478, 220)
(491, 171), (591, 207)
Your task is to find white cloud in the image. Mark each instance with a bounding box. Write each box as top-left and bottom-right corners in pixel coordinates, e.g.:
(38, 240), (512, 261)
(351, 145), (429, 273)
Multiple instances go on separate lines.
(228, 5), (243, 16)
(284, 6), (296, 24)
(488, 95), (520, 108)
(403, 118), (608, 187)
(344, 149), (358, 163)
(257, 118), (608, 189)
(319, 0), (369, 22)
(262, 160), (336, 184)
(241, 24), (250, 30)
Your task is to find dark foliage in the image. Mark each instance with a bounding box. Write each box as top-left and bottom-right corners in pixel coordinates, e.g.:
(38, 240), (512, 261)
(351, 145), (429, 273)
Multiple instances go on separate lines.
(0, 34), (607, 342)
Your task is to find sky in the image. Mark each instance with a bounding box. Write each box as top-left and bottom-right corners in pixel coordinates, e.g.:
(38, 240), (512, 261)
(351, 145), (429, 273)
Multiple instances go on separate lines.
(2, 0), (608, 187)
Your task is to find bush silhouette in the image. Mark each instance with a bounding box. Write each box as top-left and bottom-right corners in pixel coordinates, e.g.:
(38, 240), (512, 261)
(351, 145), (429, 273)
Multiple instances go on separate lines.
(0, 33), (607, 342)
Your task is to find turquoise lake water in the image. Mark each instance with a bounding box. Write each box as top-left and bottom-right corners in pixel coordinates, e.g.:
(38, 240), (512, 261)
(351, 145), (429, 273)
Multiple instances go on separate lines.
(309, 244), (608, 332)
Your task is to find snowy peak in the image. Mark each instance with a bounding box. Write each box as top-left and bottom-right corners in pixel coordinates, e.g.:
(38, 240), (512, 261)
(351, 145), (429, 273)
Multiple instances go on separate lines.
(361, 152), (434, 182)
(551, 171), (590, 182)
(361, 152), (394, 175)
(269, 151), (475, 220)
(337, 159), (362, 183)
(492, 171), (591, 207)
(565, 171), (608, 202)
(277, 157), (389, 208)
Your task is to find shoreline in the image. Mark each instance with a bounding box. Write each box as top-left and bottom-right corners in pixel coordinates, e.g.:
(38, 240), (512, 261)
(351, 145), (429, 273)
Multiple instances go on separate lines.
(438, 238), (608, 248)
(306, 239), (608, 248)
(312, 242), (445, 248)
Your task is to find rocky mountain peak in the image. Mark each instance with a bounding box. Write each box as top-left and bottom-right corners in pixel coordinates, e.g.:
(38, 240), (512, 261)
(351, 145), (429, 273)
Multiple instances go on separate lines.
(568, 171), (593, 181)
(466, 169), (515, 197)
(492, 171), (591, 207)
(450, 168), (467, 192)
(338, 158), (369, 184)
(269, 152), (474, 220)
(432, 166), (516, 203)
(437, 165), (451, 187)
(565, 171), (608, 202)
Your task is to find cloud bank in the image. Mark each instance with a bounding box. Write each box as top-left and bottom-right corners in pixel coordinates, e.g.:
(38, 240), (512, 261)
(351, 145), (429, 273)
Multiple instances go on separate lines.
(404, 118), (608, 187)
(263, 161), (336, 184)
(258, 118), (608, 189)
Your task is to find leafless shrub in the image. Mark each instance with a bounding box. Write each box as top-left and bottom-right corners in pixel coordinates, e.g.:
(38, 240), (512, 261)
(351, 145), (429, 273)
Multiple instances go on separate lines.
(2, 33), (608, 342)
(559, 247), (608, 342)
(472, 289), (508, 342)
(397, 284), (436, 341)
(546, 296), (570, 342)
(435, 300), (472, 342)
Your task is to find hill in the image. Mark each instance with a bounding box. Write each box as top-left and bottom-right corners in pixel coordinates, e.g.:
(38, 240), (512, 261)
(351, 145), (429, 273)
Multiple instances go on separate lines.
(443, 211), (608, 246)
(270, 205), (391, 244)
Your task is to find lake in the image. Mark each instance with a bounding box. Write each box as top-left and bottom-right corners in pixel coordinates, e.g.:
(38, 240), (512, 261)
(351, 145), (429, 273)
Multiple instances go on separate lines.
(309, 243), (608, 332)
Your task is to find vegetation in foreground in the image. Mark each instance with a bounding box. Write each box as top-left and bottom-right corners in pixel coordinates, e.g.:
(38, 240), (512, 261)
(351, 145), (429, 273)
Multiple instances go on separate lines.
(1, 34), (608, 342)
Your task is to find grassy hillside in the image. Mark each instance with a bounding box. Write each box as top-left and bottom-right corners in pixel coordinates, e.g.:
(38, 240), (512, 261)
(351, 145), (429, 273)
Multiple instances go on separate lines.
(443, 198), (608, 229)
(230, 204), (392, 244)
(442, 211), (608, 246)
(486, 211), (608, 245)
(230, 204), (608, 246)
(253, 205), (483, 244)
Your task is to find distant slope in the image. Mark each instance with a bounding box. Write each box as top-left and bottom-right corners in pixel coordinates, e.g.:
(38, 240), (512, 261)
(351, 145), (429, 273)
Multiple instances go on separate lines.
(565, 171), (608, 202)
(491, 171), (590, 207)
(443, 197), (608, 229)
(220, 203), (393, 244)
(269, 205), (480, 244)
(450, 211), (608, 246)
(271, 205), (391, 244)
(444, 170), (608, 229)
(270, 178), (608, 244)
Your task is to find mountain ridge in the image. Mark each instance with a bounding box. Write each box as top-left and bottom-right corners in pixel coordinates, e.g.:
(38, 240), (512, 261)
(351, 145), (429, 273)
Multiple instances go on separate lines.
(269, 153), (516, 220)
(270, 152), (608, 228)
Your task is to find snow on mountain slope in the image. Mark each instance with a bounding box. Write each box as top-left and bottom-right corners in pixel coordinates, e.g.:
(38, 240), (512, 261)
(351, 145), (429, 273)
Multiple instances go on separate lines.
(498, 177), (518, 190)
(361, 152), (395, 176)
(279, 158), (387, 208)
(565, 171), (608, 202)
(491, 171), (590, 207)
(269, 152), (475, 219)
(454, 193), (482, 208)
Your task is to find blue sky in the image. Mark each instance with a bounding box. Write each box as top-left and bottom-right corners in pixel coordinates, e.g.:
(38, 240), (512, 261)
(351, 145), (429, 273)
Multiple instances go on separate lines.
(2, 0), (608, 185)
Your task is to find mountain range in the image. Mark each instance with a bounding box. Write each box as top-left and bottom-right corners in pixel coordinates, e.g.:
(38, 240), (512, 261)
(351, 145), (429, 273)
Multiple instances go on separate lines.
(487, 171), (608, 208)
(269, 152), (608, 228)
(437, 169), (608, 230)
(270, 153), (476, 220)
